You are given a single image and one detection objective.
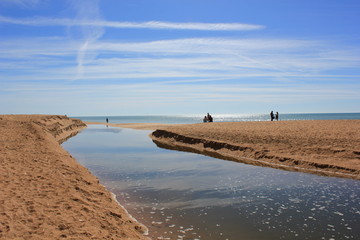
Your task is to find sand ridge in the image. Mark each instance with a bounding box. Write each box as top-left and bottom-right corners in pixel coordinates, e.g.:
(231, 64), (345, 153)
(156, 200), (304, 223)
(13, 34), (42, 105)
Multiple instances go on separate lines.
(149, 120), (360, 180)
(0, 115), (149, 240)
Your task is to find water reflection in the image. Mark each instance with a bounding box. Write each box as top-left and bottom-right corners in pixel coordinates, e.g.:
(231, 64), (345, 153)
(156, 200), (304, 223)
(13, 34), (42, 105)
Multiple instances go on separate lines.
(63, 125), (360, 240)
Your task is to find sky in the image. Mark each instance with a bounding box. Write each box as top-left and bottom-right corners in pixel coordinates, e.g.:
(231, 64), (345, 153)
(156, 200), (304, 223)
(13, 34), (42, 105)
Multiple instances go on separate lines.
(1, 0), (359, 116)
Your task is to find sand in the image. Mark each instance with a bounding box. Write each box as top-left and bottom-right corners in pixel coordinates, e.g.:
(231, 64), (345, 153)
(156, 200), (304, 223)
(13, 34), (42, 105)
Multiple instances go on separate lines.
(2, 117), (358, 238)
(148, 120), (360, 180)
(85, 122), (181, 131)
(0, 115), (149, 240)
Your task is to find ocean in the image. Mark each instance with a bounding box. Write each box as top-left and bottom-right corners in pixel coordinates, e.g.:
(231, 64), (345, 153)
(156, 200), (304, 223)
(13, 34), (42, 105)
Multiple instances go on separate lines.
(74, 113), (360, 124)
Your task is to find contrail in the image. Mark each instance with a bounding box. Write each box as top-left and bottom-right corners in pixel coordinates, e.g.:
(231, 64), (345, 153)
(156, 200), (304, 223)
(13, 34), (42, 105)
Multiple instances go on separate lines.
(69, 0), (104, 80)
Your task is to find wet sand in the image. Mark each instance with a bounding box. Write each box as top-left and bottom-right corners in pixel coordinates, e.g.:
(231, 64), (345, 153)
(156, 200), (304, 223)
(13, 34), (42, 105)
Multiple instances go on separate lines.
(0, 115), (149, 240)
(85, 122), (182, 130)
(88, 120), (360, 180)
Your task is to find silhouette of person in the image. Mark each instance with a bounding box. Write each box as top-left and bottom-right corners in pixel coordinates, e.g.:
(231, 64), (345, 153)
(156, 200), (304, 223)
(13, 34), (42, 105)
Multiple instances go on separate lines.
(270, 111), (274, 121)
(207, 113), (213, 122)
(275, 112), (279, 121)
(106, 118), (109, 123)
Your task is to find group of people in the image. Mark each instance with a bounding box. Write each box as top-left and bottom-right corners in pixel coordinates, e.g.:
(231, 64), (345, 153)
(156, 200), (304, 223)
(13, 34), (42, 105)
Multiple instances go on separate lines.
(203, 113), (213, 122)
(270, 111), (279, 121)
(106, 113), (279, 123)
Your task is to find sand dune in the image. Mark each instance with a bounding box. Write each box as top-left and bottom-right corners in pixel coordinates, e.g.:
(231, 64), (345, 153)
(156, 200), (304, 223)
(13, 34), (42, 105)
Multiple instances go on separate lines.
(0, 115), (149, 240)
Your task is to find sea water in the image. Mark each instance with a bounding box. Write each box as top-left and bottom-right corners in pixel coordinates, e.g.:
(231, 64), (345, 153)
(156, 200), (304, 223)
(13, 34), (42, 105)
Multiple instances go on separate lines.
(74, 113), (360, 124)
(62, 125), (360, 240)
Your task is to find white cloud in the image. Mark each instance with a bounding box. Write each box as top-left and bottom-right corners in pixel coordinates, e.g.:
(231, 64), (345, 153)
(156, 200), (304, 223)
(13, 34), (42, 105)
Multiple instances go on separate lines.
(0, 15), (264, 31)
(81, 38), (360, 79)
(92, 38), (315, 55)
(1, 36), (359, 84)
(99, 21), (264, 31)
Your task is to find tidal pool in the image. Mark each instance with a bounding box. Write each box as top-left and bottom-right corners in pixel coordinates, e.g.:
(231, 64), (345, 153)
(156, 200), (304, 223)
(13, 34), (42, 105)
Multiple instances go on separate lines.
(62, 125), (360, 240)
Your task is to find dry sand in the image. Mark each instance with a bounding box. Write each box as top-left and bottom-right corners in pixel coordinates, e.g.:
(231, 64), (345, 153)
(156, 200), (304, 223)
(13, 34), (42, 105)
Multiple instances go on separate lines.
(150, 120), (359, 180)
(0, 115), (149, 240)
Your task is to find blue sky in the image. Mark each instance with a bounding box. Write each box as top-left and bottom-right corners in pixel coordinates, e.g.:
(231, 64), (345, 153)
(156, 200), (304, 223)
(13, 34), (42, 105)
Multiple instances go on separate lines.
(1, 0), (359, 116)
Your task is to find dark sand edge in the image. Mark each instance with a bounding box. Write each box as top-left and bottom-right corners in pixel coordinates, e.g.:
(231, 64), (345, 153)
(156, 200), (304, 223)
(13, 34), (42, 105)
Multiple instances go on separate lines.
(150, 129), (360, 180)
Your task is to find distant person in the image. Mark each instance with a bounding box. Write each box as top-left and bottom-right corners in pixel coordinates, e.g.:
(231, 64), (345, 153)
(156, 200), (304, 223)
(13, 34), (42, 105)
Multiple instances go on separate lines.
(207, 113), (213, 122)
(270, 111), (274, 121)
(106, 118), (109, 123)
(203, 115), (208, 122)
(275, 112), (279, 121)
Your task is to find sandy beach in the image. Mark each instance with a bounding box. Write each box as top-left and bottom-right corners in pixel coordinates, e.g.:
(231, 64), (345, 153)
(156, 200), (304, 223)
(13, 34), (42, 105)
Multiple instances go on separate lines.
(0, 115), (148, 240)
(148, 120), (360, 180)
(2, 117), (359, 239)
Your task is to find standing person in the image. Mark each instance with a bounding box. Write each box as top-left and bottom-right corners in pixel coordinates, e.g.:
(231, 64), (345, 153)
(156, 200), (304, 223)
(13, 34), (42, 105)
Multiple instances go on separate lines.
(106, 118), (109, 123)
(275, 112), (279, 121)
(270, 111), (274, 121)
(207, 113), (213, 122)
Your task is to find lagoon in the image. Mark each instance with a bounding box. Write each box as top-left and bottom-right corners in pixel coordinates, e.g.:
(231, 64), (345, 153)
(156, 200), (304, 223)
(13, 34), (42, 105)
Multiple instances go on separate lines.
(62, 125), (360, 239)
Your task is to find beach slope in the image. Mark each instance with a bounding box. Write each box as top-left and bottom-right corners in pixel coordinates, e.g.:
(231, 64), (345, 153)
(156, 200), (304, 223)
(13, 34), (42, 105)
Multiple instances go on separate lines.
(150, 120), (360, 180)
(0, 115), (148, 239)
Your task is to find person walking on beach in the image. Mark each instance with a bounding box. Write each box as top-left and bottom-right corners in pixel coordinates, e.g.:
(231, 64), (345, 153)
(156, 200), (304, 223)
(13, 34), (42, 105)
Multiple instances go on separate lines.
(106, 118), (109, 123)
(275, 112), (279, 121)
(270, 111), (274, 121)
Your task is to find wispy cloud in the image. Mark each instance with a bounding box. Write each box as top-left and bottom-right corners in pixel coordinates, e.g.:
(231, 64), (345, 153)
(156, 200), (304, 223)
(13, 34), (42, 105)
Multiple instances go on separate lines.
(1, 36), (359, 83)
(68, 0), (104, 80)
(0, 15), (265, 31)
(86, 38), (360, 77)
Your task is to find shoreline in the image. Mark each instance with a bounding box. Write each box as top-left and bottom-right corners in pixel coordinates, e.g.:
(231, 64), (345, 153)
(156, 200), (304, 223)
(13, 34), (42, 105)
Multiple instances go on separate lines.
(151, 130), (360, 180)
(150, 120), (360, 180)
(0, 115), (149, 239)
(2, 116), (359, 238)
(87, 120), (360, 180)
(85, 121), (183, 130)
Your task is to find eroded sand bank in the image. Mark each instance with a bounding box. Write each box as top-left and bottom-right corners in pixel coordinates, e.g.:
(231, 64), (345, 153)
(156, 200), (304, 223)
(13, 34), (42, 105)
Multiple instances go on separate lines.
(0, 115), (149, 240)
(150, 120), (360, 180)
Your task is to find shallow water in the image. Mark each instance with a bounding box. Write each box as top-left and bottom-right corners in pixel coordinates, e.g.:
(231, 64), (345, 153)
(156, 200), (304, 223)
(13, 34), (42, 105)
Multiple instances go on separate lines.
(62, 125), (360, 240)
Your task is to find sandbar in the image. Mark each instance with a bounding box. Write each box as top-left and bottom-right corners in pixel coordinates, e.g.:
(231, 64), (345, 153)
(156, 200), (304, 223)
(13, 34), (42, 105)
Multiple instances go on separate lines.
(150, 120), (360, 180)
(86, 122), (182, 130)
